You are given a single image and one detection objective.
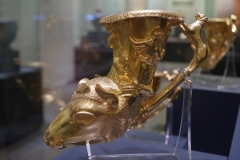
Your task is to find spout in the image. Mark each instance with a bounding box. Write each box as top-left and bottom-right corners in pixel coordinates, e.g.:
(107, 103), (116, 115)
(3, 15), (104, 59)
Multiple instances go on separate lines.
(44, 131), (66, 149)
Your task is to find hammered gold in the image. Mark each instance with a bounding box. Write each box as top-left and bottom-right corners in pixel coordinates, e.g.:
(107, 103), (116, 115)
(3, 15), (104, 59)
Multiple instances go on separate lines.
(200, 15), (238, 69)
(44, 10), (208, 149)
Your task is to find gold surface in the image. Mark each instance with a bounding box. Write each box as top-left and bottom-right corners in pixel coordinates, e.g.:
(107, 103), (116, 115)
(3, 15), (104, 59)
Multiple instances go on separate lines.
(44, 10), (208, 149)
(199, 14), (238, 69)
(135, 70), (181, 126)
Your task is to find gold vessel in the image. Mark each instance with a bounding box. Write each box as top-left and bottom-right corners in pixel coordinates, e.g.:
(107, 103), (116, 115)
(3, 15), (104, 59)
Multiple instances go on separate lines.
(44, 10), (208, 149)
(199, 14), (238, 70)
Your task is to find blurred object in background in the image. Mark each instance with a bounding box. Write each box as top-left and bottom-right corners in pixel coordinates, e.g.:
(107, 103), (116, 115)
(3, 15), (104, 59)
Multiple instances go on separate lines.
(74, 9), (114, 81)
(0, 19), (20, 73)
(0, 67), (42, 148)
(74, 35), (112, 81)
(42, 88), (66, 110)
(90, 9), (103, 32)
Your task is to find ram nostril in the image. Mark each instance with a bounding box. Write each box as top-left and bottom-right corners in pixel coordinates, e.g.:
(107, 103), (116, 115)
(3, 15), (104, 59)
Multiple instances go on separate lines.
(44, 137), (50, 145)
(45, 131), (51, 137)
(44, 131), (51, 145)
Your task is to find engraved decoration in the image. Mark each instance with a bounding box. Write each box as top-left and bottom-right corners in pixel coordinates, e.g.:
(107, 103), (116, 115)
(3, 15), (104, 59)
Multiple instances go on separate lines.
(44, 10), (208, 149)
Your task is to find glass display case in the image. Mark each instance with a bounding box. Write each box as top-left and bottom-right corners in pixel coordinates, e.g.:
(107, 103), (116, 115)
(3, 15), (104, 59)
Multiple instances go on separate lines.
(0, 0), (42, 150)
(0, 0), (240, 160)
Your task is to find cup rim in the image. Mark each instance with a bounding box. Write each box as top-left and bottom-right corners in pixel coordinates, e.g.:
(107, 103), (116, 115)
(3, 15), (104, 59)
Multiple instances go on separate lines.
(100, 10), (183, 24)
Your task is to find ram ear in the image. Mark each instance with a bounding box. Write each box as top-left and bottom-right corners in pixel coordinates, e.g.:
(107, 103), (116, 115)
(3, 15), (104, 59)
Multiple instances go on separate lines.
(94, 74), (101, 78)
(95, 84), (118, 108)
(76, 78), (90, 94)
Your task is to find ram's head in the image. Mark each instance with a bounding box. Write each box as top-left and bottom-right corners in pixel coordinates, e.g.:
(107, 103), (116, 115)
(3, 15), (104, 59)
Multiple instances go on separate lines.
(44, 77), (141, 148)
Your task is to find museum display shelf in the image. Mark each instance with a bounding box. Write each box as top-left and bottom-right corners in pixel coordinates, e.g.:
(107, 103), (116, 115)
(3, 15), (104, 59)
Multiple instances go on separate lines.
(54, 130), (227, 160)
(154, 62), (240, 158)
(0, 66), (43, 148)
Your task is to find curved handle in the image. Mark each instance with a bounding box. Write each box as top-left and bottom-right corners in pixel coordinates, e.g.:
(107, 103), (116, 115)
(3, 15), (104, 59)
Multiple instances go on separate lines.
(141, 13), (208, 114)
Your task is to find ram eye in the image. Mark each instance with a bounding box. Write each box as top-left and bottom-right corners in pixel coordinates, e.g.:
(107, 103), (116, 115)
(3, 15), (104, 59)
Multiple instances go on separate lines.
(70, 111), (96, 125)
(76, 82), (90, 94)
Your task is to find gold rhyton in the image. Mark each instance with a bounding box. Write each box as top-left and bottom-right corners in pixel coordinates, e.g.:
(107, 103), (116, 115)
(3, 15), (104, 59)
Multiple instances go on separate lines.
(199, 14), (238, 70)
(44, 10), (208, 149)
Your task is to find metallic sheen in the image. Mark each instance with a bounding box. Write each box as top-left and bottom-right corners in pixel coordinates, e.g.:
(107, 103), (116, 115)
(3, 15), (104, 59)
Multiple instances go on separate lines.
(44, 10), (208, 149)
(199, 14), (238, 70)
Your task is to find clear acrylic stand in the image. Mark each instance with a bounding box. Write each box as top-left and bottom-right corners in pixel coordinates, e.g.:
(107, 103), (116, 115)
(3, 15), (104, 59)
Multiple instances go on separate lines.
(86, 77), (193, 160)
(217, 44), (238, 89)
(165, 102), (173, 146)
(195, 44), (238, 89)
